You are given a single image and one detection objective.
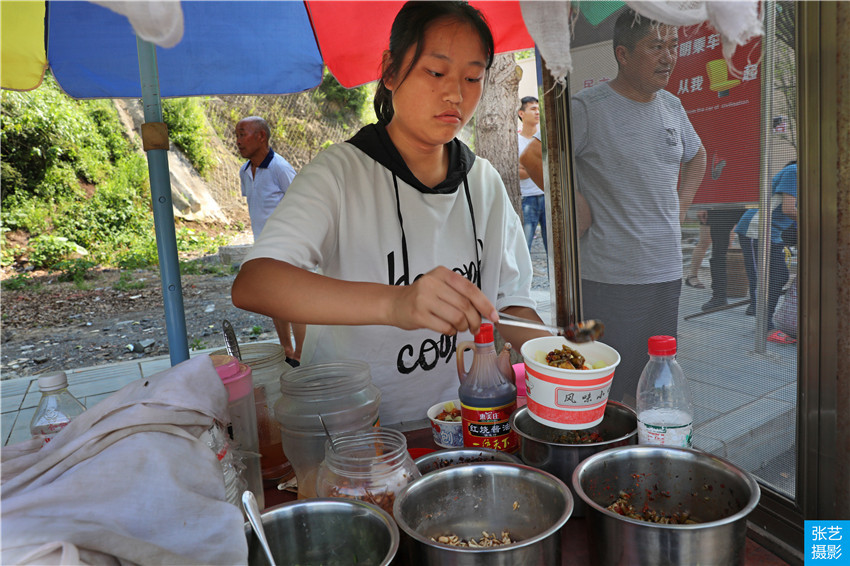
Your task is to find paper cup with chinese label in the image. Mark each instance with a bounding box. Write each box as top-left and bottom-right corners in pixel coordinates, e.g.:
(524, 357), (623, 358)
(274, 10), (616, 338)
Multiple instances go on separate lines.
(520, 336), (620, 430)
(427, 400), (464, 448)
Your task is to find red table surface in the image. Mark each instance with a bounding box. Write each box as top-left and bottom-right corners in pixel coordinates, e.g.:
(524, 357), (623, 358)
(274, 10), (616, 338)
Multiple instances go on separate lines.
(263, 427), (789, 566)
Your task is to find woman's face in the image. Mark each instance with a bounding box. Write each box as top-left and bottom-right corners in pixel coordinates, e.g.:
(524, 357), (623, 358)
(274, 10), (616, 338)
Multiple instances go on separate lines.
(384, 19), (487, 151)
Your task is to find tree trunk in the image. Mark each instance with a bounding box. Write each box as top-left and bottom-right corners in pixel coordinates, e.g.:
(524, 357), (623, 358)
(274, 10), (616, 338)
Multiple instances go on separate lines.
(475, 53), (523, 220)
(475, 53), (524, 362)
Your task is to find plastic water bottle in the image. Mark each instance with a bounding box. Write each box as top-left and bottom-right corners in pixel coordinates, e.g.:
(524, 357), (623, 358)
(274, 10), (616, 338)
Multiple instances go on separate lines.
(30, 371), (86, 445)
(201, 422), (247, 508)
(636, 336), (694, 448)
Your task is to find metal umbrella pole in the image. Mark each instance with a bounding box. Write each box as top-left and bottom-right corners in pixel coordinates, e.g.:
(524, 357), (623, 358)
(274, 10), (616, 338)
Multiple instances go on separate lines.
(135, 36), (189, 366)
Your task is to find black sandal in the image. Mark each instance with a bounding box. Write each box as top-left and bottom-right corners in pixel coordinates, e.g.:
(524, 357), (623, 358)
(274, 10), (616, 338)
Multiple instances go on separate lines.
(685, 275), (705, 289)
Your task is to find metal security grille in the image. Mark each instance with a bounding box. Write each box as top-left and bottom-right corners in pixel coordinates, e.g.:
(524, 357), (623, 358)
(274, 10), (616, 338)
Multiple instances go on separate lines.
(200, 92), (366, 224)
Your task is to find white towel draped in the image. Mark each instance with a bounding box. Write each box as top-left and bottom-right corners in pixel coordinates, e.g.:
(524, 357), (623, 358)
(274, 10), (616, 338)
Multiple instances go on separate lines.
(1, 355), (248, 566)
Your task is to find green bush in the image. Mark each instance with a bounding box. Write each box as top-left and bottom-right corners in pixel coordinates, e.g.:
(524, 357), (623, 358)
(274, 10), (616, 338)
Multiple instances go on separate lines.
(55, 258), (97, 284)
(1, 74), (128, 201)
(29, 234), (87, 269)
(115, 232), (159, 269)
(1, 274), (32, 291)
(312, 69), (371, 124)
(162, 98), (214, 177)
(1, 194), (53, 234)
(113, 272), (148, 291)
(176, 226), (226, 255)
(1, 245), (18, 267)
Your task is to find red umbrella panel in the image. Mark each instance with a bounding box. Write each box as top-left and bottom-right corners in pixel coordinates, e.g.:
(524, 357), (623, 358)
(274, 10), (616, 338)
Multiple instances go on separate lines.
(307, 1), (535, 89)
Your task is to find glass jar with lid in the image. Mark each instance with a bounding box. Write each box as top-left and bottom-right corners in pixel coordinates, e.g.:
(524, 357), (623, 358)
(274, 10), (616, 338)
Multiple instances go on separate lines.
(316, 427), (420, 517)
(274, 360), (381, 498)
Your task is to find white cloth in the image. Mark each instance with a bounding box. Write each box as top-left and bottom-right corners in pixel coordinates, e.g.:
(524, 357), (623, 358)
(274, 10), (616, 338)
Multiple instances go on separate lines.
(518, 134), (543, 198)
(244, 141), (536, 425)
(240, 149), (297, 240)
(627, 1), (763, 75)
(519, 1), (573, 86)
(93, 1), (184, 49)
(519, 1), (762, 85)
(1, 355), (248, 566)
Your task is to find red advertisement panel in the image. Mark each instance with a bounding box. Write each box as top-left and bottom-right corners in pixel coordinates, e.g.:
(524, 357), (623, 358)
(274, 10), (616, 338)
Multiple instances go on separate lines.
(668, 30), (763, 205)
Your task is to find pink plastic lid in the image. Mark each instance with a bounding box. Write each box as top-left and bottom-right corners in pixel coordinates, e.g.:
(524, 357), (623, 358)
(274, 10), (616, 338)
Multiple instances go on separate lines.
(211, 354), (253, 402)
(648, 335), (677, 356)
(513, 363), (526, 397)
(475, 322), (494, 344)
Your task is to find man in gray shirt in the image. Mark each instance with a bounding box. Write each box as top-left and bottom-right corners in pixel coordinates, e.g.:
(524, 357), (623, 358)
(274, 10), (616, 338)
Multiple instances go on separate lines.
(572, 10), (706, 404)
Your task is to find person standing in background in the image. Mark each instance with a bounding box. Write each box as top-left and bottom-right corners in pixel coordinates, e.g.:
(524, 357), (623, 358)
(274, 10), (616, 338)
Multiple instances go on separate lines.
(569, 9), (707, 405)
(517, 96), (547, 259)
(236, 116), (305, 363)
(700, 206), (746, 311)
(734, 161), (797, 341)
(685, 209), (710, 289)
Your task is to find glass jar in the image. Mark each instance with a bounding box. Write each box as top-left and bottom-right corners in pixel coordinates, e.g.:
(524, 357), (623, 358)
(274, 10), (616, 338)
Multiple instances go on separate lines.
(316, 428), (420, 517)
(274, 361), (381, 499)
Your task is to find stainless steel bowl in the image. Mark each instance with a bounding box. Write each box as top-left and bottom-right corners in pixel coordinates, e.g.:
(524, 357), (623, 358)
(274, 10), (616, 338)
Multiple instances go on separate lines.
(572, 445), (761, 566)
(511, 402), (637, 517)
(244, 498), (399, 565)
(414, 447), (521, 475)
(393, 462), (573, 565)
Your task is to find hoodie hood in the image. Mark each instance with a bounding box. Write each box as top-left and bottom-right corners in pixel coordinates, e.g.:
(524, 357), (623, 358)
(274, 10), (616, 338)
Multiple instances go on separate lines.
(347, 123), (476, 195)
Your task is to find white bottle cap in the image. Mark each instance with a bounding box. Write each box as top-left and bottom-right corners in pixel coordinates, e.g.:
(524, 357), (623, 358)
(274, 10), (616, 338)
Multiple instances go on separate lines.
(37, 372), (69, 392)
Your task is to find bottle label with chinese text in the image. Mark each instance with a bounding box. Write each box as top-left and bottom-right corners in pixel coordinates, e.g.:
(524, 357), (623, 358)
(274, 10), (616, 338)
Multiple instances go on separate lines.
(461, 400), (518, 453)
(637, 408), (693, 448)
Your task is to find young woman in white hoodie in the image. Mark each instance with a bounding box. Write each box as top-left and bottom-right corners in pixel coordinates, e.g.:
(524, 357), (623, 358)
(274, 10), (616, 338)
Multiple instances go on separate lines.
(232, 1), (547, 424)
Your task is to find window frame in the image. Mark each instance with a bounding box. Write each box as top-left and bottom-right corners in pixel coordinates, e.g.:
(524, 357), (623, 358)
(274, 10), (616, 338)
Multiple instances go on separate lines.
(537, 3), (840, 561)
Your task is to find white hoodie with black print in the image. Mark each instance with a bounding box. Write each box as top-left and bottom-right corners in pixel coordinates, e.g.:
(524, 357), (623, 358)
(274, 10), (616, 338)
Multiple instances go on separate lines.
(245, 123), (535, 425)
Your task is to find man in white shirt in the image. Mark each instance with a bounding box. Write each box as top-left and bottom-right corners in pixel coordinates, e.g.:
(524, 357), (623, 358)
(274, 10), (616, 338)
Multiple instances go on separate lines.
(236, 116), (304, 362)
(517, 96), (547, 258)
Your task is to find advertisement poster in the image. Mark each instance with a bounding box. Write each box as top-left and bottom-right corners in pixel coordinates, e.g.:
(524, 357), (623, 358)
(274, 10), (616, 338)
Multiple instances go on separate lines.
(669, 31), (763, 205)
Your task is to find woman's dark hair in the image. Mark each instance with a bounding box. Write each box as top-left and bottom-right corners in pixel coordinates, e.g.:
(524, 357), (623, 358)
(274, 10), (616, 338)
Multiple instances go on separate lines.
(374, 1), (495, 124)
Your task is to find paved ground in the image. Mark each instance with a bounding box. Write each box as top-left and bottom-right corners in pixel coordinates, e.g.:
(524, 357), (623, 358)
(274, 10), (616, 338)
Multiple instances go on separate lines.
(1, 227), (797, 498)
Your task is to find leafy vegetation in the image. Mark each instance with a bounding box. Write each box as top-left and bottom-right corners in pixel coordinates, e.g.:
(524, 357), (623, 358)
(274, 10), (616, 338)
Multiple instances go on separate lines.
(312, 69), (371, 124)
(2, 69), (366, 285)
(1, 74), (155, 274)
(112, 272), (148, 292)
(1, 76), (225, 278)
(161, 97), (214, 177)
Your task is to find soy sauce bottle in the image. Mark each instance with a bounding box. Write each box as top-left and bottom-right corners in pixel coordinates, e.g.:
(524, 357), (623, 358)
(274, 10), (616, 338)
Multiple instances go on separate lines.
(456, 323), (518, 453)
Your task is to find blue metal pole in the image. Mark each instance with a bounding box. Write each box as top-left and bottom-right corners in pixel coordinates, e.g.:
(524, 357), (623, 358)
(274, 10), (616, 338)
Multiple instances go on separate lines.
(136, 36), (189, 365)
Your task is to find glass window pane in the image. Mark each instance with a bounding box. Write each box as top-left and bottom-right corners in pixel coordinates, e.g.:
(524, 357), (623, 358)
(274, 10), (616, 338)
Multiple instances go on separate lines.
(564, 5), (798, 499)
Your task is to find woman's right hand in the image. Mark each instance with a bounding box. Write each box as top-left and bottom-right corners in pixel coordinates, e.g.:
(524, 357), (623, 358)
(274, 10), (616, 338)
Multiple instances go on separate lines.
(387, 266), (499, 336)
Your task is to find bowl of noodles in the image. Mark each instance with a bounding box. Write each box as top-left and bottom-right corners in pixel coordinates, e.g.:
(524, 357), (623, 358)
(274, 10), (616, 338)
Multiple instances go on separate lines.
(519, 336), (620, 430)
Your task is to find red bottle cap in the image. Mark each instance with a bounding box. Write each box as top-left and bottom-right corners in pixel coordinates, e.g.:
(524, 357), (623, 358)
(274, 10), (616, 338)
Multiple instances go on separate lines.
(648, 335), (677, 356)
(475, 322), (494, 344)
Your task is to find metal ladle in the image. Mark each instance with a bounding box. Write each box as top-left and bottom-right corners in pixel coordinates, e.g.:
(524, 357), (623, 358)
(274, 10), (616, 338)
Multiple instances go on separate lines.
(318, 414), (338, 454)
(242, 490), (276, 566)
(222, 319), (242, 361)
(496, 313), (605, 343)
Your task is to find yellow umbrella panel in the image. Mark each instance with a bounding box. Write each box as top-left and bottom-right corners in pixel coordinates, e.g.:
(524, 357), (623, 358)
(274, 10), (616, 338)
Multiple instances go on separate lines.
(1, 1), (48, 91)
